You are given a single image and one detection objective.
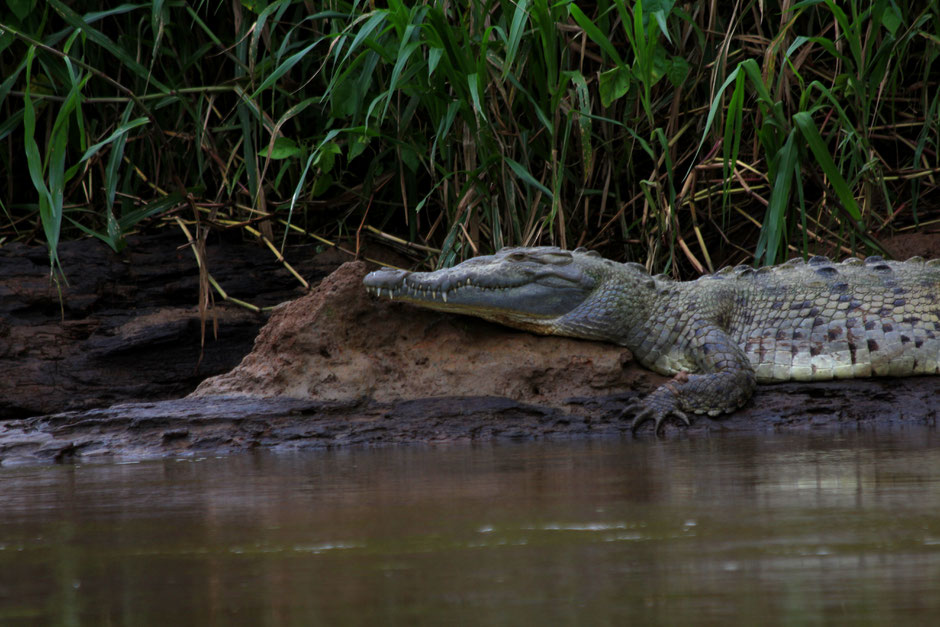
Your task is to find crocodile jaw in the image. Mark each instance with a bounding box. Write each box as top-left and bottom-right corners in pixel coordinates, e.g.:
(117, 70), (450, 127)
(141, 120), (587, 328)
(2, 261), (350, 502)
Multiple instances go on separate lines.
(363, 253), (597, 332)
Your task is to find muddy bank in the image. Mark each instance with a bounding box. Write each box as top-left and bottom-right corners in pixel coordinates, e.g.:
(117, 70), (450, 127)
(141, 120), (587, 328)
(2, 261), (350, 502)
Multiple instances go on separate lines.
(0, 230), (340, 417)
(1, 260), (936, 465)
(191, 261), (646, 407)
(1, 378), (936, 465)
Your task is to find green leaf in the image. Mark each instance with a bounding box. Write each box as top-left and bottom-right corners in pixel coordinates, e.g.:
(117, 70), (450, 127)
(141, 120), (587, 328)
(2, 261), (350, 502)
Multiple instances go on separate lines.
(648, 44), (668, 85)
(251, 40), (318, 97)
(281, 151), (318, 250)
(879, 3), (902, 35)
(341, 11), (388, 67)
(48, 0), (169, 92)
(665, 55), (690, 87)
(598, 66), (632, 107)
(117, 191), (185, 232)
(739, 58), (782, 126)
(7, 0), (37, 21)
(722, 69), (745, 205)
(79, 117), (149, 164)
(260, 136), (302, 160)
(384, 38), (421, 118)
(756, 130), (799, 265)
(428, 46), (443, 77)
(101, 101), (136, 251)
(311, 173), (333, 197)
(0, 108), (24, 143)
(503, 0), (529, 78)
(684, 63), (741, 182)
(792, 111), (862, 221)
(330, 76), (363, 118)
(0, 53), (24, 106)
(566, 71), (593, 180)
(314, 141), (342, 173)
(786, 36), (846, 67)
(241, 0), (269, 13)
(639, 0), (676, 39)
(23, 46), (61, 273)
(569, 3), (623, 65)
(467, 72), (486, 121)
(505, 157), (552, 198)
(649, 1), (674, 43)
(348, 135), (370, 161)
(399, 144), (418, 173)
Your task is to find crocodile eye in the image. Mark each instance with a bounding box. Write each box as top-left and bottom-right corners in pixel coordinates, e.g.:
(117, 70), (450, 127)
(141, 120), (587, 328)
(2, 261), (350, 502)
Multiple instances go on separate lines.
(540, 252), (573, 265)
(507, 252), (528, 262)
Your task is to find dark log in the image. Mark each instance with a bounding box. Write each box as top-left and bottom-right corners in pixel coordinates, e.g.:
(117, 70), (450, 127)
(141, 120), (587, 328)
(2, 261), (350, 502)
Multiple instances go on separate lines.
(0, 376), (936, 465)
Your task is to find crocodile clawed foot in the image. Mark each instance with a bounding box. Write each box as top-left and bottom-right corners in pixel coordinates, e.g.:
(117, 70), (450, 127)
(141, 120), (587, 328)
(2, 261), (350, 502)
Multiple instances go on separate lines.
(623, 403), (691, 436)
(620, 385), (692, 436)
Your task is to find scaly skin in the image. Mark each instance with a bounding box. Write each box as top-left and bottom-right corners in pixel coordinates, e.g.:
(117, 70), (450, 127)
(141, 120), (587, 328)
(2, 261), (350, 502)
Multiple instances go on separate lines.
(364, 247), (940, 433)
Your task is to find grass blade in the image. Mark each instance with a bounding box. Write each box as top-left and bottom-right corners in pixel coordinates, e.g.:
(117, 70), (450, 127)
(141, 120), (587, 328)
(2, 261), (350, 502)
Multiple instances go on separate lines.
(793, 110), (862, 222)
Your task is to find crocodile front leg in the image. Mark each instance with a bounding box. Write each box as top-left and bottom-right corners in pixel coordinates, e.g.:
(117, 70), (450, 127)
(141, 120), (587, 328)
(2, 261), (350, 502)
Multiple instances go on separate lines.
(625, 323), (757, 435)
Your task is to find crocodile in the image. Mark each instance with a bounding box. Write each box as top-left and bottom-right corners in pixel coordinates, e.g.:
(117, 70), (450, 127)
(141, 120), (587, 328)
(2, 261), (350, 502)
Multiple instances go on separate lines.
(363, 247), (940, 433)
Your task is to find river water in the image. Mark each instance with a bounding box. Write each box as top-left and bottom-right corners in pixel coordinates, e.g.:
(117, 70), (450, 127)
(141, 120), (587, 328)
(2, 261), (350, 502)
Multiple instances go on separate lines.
(2, 430), (940, 624)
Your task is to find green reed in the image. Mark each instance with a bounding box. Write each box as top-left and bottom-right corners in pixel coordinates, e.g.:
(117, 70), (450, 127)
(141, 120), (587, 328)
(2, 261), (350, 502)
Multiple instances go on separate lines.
(0, 0), (937, 280)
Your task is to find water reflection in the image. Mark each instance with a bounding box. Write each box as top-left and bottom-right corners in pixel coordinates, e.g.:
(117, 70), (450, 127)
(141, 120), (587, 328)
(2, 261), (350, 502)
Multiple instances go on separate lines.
(1, 430), (940, 624)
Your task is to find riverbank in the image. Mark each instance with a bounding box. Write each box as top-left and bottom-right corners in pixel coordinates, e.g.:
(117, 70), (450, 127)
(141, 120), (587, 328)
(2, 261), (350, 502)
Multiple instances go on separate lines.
(1, 376), (937, 465)
(2, 255), (937, 465)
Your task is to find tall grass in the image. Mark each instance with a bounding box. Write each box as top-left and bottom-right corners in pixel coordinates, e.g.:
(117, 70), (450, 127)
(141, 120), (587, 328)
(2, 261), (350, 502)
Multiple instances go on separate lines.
(1, 0), (938, 281)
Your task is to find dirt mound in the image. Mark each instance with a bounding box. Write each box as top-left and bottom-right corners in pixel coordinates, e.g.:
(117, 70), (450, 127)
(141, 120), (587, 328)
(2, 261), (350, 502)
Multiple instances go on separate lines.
(192, 261), (653, 407)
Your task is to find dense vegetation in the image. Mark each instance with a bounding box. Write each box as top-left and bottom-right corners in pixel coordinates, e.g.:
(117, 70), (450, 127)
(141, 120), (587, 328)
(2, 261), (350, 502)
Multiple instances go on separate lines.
(1, 0), (938, 285)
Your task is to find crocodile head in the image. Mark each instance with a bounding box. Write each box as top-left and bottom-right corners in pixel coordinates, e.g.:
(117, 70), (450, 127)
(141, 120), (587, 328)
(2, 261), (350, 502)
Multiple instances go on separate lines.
(363, 247), (605, 334)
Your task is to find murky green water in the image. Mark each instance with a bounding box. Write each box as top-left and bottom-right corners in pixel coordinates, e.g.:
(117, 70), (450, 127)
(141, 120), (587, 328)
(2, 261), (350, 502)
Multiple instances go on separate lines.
(2, 431), (940, 624)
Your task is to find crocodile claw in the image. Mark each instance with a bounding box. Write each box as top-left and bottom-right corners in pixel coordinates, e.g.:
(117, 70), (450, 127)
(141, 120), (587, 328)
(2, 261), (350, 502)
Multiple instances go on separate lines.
(624, 403), (691, 436)
(620, 384), (692, 436)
